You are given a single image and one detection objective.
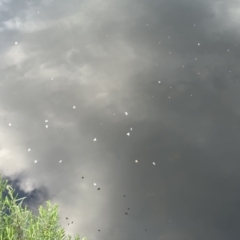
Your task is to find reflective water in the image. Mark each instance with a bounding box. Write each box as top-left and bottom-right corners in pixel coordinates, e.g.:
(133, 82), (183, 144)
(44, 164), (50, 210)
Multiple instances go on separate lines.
(1, 0), (240, 239)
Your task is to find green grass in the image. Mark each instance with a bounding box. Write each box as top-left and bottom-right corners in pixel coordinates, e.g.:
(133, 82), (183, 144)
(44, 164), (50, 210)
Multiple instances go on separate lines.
(0, 174), (88, 240)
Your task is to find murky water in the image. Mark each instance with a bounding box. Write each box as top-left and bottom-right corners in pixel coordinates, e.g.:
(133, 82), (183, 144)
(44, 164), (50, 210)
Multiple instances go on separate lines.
(1, 0), (240, 240)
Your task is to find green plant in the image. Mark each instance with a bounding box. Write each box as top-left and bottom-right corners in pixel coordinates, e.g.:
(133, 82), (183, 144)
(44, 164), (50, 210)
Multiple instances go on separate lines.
(0, 174), (88, 240)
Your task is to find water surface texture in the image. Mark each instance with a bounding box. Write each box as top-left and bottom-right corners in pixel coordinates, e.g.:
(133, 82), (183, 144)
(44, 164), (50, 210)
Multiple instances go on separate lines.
(1, 0), (240, 239)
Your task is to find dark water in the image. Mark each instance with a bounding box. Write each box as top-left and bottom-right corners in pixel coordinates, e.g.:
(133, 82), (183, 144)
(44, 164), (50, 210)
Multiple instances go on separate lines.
(1, 0), (240, 240)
